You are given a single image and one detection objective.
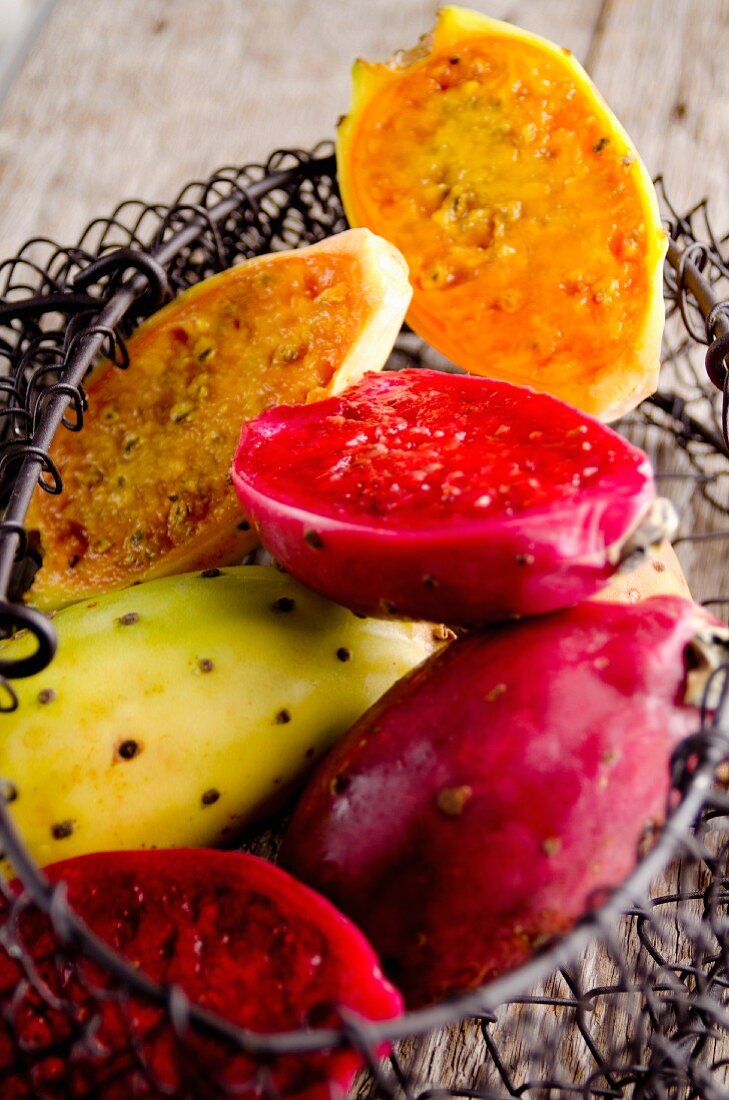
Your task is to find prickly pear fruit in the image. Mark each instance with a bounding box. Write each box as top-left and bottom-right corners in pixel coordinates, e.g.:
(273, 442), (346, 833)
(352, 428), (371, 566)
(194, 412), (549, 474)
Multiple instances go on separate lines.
(594, 539), (690, 604)
(232, 369), (667, 626)
(336, 6), (667, 420)
(0, 566), (439, 873)
(26, 229), (411, 611)
(0, 849), (402, 1097)
(282, 597), (729, 1007)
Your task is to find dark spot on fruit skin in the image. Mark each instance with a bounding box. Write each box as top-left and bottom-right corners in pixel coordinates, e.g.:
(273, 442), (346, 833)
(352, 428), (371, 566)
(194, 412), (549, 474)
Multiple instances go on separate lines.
(304, 529), (324, 549)
(449, 55), (460, 64)
(276, 709), (292, 724)
(272, 597), (295, 613)
(672, 100), (687, 121)
(200, 568), (222, 579)
(593, 137), (610, 154)
(2, 782), (18, 804)
(116, 612), (139, 626)
(198, 658), (214, 673)
(331, 774), (350, 795)
(336, 647), (351, 662)
(238, 519), (251, 531)
(51, 820), (74, 840)
(201, 789), (220, 807)
(117, 739), (140, 761)
(38, 688), (56, 705)
(305, 748), (315, 759)
(422, 574), (438, 589)
(515, 553), (535, 566)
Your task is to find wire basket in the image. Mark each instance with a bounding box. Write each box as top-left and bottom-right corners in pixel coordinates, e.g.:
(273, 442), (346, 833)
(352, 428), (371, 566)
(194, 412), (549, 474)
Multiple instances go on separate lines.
(0, 144), (727, 1099)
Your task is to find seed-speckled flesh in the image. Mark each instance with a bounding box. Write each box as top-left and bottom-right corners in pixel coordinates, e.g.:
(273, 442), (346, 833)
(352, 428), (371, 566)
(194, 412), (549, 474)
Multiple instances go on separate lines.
(1, 849), (402, 1096)
(25, 229), (411, 610)
(337, 6), (667, 419)
(232, 369), (655, 625)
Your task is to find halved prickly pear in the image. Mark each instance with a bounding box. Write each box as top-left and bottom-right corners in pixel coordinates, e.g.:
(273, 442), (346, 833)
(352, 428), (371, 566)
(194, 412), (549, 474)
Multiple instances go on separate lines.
(232, 369), (668, 626)
(282, 597), (729, 1007)
(0, 849), (402, 1097)
(336, 6), (667, 420)
(0, 566), (439, 873)
(25, 229), (411, 611)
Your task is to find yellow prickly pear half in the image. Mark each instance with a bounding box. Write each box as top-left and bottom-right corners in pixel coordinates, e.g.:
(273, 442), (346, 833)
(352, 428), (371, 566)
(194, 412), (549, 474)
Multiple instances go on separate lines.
(25, 229), (411, 611)
(232, 369), (676, 627)
(336, 6), (667, 420)
(283, 597), (729, 1007)
(0, 566), (439, 873)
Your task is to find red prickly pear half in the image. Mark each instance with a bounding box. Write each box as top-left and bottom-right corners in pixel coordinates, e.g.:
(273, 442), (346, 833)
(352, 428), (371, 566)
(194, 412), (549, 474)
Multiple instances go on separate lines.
(231, 369), (668, 627)
(0, 849), (402, 1098)
(282, 597), (729, 1008)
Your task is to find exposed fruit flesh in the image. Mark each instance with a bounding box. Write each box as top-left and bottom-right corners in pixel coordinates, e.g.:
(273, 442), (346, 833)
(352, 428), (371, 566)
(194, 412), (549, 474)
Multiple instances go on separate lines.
(25, 229), (411, 610)
(232, 369), (657, 625)
(282, 597), (727, 1007)
(337, 6), (667, 419)
(0, 849), (402, 1097)
(0, 566), (439, 874)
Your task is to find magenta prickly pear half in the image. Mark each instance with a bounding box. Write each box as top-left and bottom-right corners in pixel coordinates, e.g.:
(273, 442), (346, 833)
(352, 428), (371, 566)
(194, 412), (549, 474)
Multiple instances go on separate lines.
(281, 597), (729, 1008)
(231, 369), (672, 626)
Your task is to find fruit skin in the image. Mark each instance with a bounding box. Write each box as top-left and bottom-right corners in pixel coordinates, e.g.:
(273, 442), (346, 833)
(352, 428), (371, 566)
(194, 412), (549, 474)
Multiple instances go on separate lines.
(25, 229), (411, 611)
(337, 7), (667, 421)
(0, 566), (439, 874)
(594, 539), (690, 605)
(232, 369), (657, 627)
(282, 597), (722, 1007)
(0, 849), (402, 1098)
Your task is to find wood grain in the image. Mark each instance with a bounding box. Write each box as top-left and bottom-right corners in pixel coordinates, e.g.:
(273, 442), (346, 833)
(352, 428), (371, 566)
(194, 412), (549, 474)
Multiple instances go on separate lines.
(0, 1), (726, 1096)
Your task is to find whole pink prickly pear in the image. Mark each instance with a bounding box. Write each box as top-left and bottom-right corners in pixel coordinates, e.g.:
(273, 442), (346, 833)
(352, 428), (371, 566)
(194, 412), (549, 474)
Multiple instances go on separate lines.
(282, 596), (728, 1007)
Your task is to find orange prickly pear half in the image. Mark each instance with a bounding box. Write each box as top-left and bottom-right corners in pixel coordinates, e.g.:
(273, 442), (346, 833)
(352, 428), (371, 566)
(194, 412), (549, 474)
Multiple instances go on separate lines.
(25, 229), (411, 610)
(232, 369), (676, 627)
(336, 6), (668, 420)
(282, 597), (729, 1007)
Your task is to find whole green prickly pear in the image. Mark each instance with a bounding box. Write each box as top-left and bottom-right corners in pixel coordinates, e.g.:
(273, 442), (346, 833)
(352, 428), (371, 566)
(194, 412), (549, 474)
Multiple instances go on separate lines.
(0, 566), (440, 873)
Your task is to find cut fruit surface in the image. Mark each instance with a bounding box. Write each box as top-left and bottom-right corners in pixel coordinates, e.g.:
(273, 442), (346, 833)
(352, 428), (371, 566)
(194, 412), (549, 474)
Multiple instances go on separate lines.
(232, 369), (658, 626)
(0, 849), (402, 1097)
(25, 229), (411, 610)
(337, 6), (667, 419)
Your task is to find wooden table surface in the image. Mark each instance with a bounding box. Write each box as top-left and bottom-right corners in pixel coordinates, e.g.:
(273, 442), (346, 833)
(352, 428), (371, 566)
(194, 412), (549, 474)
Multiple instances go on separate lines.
(0, 1), (727, 1096)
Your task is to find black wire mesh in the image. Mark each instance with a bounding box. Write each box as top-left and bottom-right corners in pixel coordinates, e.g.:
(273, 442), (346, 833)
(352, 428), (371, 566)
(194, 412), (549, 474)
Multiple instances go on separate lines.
(0, 145), (725, 1098)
